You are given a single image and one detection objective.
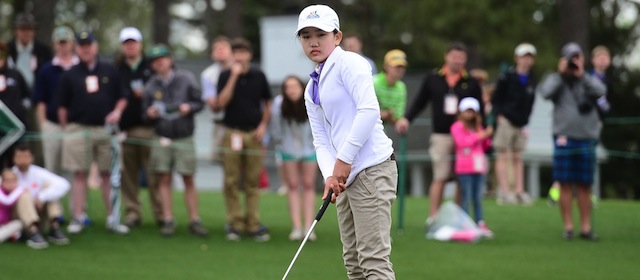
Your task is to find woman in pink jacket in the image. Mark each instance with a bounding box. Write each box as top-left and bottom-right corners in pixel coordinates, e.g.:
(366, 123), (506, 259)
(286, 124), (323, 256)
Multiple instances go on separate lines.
(450, 97), (493, 238)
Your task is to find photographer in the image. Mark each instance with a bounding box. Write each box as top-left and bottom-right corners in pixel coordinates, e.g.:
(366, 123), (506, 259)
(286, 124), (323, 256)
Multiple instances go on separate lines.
(537, 42), (606, 241)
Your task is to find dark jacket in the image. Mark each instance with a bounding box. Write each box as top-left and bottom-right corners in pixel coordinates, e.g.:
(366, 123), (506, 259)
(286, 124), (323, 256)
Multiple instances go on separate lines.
(142, 69), (203, 139)
(7, 39), (53, 78)
(404, 68), (484, 134)
(0, 67), (30, 124)
(491, 69), (536, 127)
(115, 56), (154, 130)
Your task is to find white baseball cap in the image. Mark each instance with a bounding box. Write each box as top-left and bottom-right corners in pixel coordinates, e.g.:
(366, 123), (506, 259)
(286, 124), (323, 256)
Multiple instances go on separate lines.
(514, 43), (536, 57)
(458, 97), (480, 112)
(119, 27), (142, 43)
(295, 5), (340, 35)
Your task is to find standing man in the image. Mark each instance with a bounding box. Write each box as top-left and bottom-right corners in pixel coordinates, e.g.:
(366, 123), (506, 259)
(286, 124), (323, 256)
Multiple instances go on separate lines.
(491, 43), (537, 205)
(8, 13), (53, 168)
(201, 36), (234, 162)
(374, 49), (408, 126)
(214, 38), (272, 241)
(0, 42), (31, 169)
(343, 34), (377, 74)
(57, 30), (128, 234)
(8, 13), (53, 87)
(115, 27), (163, 228)
(142, 44), (208, 237)
(537, 42), (606, 241)
(33, 26), (79, 174)
(395, 43), (484, 226)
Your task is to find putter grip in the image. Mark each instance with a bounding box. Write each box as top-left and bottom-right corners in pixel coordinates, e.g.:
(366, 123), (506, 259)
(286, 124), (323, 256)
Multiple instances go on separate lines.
(315, 189), (334, 221)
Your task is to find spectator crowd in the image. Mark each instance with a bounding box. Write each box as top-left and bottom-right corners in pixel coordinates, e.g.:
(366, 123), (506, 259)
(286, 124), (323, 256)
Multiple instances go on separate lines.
(0, 9), (610, 251)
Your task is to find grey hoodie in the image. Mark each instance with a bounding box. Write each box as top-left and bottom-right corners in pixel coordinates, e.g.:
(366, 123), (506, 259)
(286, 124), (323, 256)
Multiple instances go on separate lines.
(536, 73), (606, 140)
(142, 68), (204, 139)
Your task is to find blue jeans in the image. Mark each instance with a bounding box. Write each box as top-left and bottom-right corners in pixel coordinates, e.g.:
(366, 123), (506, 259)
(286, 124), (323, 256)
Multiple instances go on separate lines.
(457, 174), (485, 222)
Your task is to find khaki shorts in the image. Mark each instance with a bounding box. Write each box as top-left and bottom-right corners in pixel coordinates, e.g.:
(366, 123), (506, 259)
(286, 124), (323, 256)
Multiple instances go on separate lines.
(429, 133), (454, 181)
(151, 136), (196, 175)
(493, 118), (527, 151)
(62, 123), (111, 172)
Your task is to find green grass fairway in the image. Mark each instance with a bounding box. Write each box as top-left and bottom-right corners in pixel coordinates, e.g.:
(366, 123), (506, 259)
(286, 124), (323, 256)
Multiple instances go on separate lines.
(1, 190), (639, 280)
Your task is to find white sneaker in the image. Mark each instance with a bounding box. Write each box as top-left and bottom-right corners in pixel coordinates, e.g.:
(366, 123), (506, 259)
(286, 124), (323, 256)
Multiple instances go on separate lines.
(517, 192), (533, 206)
(106, 220), (130, 235)
(497, 193), (517, 205)
(67, 219), (84, 234)
(289, 228), (303, 241)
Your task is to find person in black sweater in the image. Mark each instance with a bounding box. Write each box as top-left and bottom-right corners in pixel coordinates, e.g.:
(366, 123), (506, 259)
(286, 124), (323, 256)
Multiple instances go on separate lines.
(0, 42), (30, 169)
(491, 43), (537, 206)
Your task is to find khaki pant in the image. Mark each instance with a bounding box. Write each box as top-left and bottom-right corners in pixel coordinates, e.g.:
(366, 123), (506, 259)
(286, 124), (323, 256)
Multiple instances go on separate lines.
(222, 129), (263, 233)
(493, 117), (527, 151)
(429, 133), (454, 181)
(121, 126), (162, 222)
(62, 123), (111, 172)
(42, 120), (64, 173)
(13, 191), (61, 231)
(337, 160), (397, 280)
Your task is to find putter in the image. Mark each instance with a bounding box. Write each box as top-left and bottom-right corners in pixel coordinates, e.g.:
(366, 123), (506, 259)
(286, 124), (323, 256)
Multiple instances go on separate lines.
(282, 189), (334, 280)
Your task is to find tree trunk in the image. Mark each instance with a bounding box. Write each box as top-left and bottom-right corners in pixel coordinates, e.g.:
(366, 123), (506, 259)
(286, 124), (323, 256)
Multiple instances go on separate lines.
(152, 0), (171, 45)
(558, 0), (589, 52)
(224, 0), (243, 37)
(32, 0), (58, 44)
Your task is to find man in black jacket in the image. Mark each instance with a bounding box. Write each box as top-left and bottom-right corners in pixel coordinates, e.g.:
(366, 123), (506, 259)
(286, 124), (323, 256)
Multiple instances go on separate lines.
(491, 43), (537, 206)
(396, 43), (484, 227)
(0, 42), (30, 169)
(7, 13), (53, 168)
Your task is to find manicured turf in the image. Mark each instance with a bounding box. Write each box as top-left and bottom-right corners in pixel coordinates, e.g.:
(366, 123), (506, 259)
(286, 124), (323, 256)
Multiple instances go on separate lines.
(1, 189), (638, 280)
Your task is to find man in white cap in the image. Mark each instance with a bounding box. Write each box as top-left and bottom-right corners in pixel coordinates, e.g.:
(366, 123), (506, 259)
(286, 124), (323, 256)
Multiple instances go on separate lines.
(491, 42), (537, 206)
(114, 27), (163, 228)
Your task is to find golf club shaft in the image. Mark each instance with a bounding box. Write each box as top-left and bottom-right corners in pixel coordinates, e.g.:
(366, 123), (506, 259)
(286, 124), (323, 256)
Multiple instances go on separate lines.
(282, 189), (334, 280)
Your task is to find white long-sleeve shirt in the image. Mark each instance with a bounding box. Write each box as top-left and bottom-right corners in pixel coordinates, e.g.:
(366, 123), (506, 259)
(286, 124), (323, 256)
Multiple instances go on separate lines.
(304, 46), (393, 186)
(11, 165), (70, 202)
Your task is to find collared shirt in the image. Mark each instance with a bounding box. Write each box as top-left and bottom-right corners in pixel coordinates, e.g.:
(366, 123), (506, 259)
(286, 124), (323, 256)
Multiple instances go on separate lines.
(15, 41), (35, 88)
(304, 46), (393, 186)
(57, 60), (125, 125)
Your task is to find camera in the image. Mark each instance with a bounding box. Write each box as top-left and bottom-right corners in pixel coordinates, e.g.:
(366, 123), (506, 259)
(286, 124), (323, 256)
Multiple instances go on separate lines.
(567, 60), (579, 70)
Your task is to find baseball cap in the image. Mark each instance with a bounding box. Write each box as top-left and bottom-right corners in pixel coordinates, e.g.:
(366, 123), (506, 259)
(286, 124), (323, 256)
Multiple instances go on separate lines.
(514, 43), (536, 57)
(147, 44), (171, 61)
(562, 42), (583, 60)
(458, 97), (480, 112)
(51, 26), (75, 43)
(384, 49), (408, 67)
(119, 27), (143, 43)
(76, 30), (96, 45)
(14, 13), (36, 29)
(295, 5), (340, 35)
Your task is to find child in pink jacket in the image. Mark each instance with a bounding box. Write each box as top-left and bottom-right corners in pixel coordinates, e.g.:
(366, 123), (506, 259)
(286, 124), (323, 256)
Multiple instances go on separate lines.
(450, 97), (493, 238)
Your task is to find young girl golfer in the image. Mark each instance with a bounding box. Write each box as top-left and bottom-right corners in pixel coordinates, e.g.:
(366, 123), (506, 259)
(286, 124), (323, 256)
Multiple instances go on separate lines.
(296, 4), (397, 279)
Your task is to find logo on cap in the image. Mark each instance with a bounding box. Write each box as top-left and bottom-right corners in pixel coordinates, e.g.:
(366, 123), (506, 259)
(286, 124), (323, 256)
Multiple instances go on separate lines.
(80, 32), (89, 39)
(307, 11), (320, 19)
